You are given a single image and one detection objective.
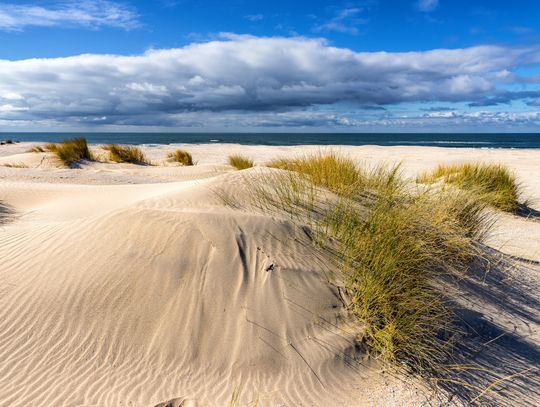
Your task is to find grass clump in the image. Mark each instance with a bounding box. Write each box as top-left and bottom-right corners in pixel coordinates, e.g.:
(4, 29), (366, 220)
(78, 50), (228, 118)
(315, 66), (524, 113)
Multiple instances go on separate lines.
(342, 190), (488, 370)
(2, 162), (28, 168)
(167, 149), (193, 166)
(229, 155), (254, 170)
(268, 152), (361, 196)
(27, 146), (45, 153)
(229, 152), (491, 378)
(47, 137), (93, 167)
(267, 152), (403, 198)
(103, 144), (149, 165)
(418, 163), (520, 212)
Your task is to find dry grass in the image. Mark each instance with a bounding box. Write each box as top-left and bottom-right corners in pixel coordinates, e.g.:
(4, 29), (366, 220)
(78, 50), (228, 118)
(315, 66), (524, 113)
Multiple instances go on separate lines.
(27, 146), (45, 153)
(45, 143), (57, 152)
(268, 153), (361, 196)
(229, 155), (254, 170)
(267, 152), (402, 198)
(167, 149), (194, 166)
(417, 163), (521, 212)
(2, 162), (28, 168)
(227, 153), (493, 379)
(342, 190), (488, 371)
(46, 137), (93, 167)
(103, 144), (149, 165)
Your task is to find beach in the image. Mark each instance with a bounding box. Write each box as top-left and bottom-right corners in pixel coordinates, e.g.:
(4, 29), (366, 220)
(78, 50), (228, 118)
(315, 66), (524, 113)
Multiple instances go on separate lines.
(0, 142), (539, 406)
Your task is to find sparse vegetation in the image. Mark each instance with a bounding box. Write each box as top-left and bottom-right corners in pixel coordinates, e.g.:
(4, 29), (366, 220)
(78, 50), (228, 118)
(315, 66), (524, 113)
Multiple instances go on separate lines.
(2, 162), (28, 168)
(46, 137), (93, 167)
(27, 146), (45, 153)
(0, 200), (12, 224)
(103, 144), (149, 165)
(229, 155), (254, 170)
(45, 143), (57, 152)
(268, 152), (402, 197)
(417, 163), (520, 212)
(226, 152), (492, 380)
(167, 149), (194, 166)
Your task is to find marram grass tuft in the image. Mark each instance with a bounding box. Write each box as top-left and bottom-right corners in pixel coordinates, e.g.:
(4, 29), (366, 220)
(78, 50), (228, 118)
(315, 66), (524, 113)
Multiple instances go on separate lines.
(417, 163), (520, 212)
(47, 137), (93, 167)
(103, 144), (149, 165)
(229, 155), (254, 170)
(168, 149), (194, 166)
(226, 153), (493, 379)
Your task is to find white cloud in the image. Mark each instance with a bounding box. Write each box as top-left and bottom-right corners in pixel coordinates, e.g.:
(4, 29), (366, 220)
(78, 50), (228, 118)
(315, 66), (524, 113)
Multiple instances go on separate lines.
(0, 0), (140, 31)
(417, 0), (439, 12)
(245, 14), (264, 22)
(0, 35), (539, 129)
(314, 8), (367, 34)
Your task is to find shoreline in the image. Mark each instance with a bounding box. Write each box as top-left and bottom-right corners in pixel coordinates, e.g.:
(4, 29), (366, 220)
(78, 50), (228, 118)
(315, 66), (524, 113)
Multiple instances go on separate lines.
(2, 132), (539, 149)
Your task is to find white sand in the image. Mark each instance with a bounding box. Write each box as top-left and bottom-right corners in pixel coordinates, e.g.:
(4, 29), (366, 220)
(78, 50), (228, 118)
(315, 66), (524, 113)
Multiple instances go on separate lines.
(0, 142), (539, 406)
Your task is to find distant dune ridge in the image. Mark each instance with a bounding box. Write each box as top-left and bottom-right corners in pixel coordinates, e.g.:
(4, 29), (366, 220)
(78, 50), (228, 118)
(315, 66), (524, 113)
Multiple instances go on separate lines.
(0, 142), (539, 406)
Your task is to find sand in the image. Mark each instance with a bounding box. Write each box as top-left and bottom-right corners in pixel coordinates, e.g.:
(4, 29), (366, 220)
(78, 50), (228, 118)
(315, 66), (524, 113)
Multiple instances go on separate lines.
(0, 142), (539, 406)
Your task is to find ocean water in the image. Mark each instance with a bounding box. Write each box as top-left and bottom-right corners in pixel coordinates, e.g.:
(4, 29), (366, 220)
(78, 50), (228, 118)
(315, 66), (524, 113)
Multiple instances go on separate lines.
(1, 132), (540, 148)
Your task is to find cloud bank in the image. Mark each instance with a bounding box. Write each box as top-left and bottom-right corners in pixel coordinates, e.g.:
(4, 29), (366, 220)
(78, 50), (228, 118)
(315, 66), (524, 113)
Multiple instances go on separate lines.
(0, 0), (139, 31)
(0, 35), (539, 129)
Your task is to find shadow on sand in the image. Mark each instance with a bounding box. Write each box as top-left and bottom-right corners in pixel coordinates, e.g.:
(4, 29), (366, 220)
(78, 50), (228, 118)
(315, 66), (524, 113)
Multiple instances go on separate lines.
(0, 201), (14, 224)
(438, 247), (540, 405)
(516, 203), (540, 221)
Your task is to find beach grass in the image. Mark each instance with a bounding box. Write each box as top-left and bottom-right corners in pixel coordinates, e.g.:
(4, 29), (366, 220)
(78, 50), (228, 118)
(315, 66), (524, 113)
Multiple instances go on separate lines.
(233, 153), (492, 377)
(267, 152), (403, 198)
(2, 162), (28, 168)
(103, 144), (149, 165)
(27, 146), (45, 153)
(417, 163), (520, 212)
(167, 149), (194, 166)
(267, 152), (361, 196)
(46, 137), (93, 167)
(229, 155), (254, 170)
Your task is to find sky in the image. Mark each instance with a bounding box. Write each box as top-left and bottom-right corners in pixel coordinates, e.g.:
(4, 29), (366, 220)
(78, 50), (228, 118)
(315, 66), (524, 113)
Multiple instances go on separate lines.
(0, 0), (539, 132)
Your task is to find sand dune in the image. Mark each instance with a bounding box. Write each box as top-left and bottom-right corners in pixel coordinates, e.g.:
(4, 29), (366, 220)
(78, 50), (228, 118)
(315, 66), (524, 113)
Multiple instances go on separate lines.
(0, 143), (539, 406)
(0, 168), (423, 406)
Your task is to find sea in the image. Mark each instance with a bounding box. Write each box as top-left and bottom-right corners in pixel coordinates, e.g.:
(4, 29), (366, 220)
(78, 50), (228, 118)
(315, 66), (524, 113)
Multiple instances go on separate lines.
(1, 133), (540, 148)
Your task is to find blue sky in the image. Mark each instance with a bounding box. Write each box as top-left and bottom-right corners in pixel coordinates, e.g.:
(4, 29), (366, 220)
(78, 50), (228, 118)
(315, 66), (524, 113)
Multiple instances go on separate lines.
(0, 0), (539, 132)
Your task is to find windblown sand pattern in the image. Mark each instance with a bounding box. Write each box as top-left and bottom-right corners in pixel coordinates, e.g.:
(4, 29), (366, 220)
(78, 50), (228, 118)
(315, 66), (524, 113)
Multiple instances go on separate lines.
(0, 143), (539, 406)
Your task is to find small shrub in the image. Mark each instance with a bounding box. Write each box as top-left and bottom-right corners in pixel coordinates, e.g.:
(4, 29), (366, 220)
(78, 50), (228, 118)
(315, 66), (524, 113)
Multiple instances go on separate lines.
(103, 144), (149, 165)
(229, 155), (254, 170)
(167, 149), (193, 166)
(418, 163), (520, 212)
(48, 137), (93, 166)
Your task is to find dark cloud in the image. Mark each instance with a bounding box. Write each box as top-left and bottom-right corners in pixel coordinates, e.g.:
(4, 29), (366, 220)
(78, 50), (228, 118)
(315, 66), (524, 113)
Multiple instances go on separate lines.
(0, 35), (540, 128)
(468, 90), (540, 107)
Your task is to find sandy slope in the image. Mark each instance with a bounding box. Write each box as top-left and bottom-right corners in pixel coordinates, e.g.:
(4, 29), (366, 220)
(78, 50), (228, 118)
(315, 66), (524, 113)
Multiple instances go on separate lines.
(0, 168), (423, 406)
(0, 143), (539, 406)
